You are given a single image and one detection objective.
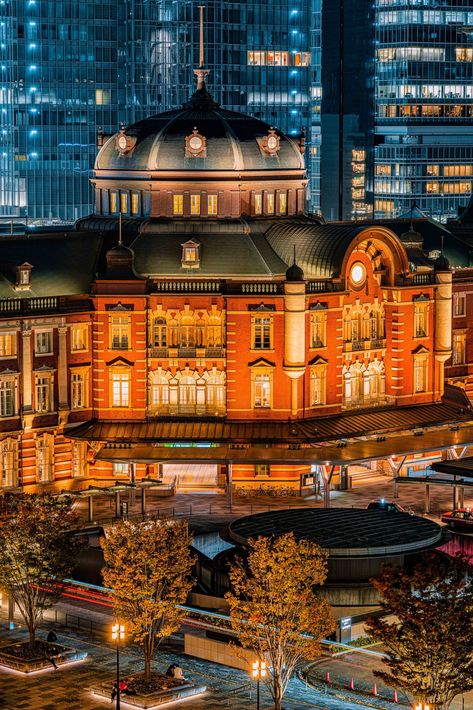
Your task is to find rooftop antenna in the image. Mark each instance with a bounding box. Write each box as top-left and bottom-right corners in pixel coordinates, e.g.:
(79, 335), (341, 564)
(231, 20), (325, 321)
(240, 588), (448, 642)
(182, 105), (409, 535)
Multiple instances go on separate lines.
(118, 210), (123, 246)
(194, 6), (209, 92)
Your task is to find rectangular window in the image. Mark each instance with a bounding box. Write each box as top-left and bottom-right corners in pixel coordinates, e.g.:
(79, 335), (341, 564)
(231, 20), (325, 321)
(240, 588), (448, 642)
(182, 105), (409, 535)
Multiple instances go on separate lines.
(131, 193), (140, 215)
(173, 194), (184, 215)
(278, 192), (287, 214)
(35, 330), (53, 354)
(113, 462), (130, 476)
(453, 293), (466, 317)
(0, 332), (16, 358)
(37, 436), (53, 483)
(310, 312), (326, 348)
(120, 192), (128, 214)
(254, 464), (270, 476)
(310, 366), (326, 406)
(452, 332), (466, 365)
(110, 316), (130, 350)
(110, 191), (118, 213)
(253, 316), (272, 349)
(253, 373), (271, 408)
(207, 194), (218, 215)
(71, 370), (88, 409)
(35, 375), (52, 413)
(0, 379), (15, 417)
(111, 370), (130, 407)
(265, 192), (275, 215)
(190, 194), (201, 215)
(254, 193), (262, 215)
(414, 303), (428, 338)
(414, 357), (427, 393)
(1, 440), (17, 487)
(72, 442), (87, 477)
(70, 324), (88, 352)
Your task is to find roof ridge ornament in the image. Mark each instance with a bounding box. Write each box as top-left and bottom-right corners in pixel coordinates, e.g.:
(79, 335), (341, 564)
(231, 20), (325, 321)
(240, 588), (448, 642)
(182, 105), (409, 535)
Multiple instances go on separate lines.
(183, 5), (219, 110)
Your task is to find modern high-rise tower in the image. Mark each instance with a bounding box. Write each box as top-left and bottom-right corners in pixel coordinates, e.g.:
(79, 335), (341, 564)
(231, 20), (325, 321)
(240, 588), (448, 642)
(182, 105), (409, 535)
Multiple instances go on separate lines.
(1, 0), (321, 222)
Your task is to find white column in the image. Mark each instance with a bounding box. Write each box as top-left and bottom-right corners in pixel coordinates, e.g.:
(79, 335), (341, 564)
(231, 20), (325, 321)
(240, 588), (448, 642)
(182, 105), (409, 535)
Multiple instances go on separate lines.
(21, 326), (33, 412)
(58, 326), (69, 411)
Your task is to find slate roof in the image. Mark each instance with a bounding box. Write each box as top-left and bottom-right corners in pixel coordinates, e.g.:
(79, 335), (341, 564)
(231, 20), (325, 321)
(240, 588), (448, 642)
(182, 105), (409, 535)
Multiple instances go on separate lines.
(95, 106), (304, 173)
(0, 232), (103, 298)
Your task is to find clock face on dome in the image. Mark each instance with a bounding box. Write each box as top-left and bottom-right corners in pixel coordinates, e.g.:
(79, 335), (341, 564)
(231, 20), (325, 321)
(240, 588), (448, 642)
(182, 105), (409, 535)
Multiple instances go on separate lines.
(118, 135), (127, 151)
(115, 132), (136, 155)
(267, 135), (278, 151)
(185, 128), (207, 158)
(260, 128), (280, 156)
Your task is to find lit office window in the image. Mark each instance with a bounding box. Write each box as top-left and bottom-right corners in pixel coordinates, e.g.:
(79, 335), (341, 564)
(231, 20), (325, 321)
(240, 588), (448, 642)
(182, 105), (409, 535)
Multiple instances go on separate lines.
(207, 194), (218, 215)
(190, 194), (201, 215)
(173, 194), (184, 215)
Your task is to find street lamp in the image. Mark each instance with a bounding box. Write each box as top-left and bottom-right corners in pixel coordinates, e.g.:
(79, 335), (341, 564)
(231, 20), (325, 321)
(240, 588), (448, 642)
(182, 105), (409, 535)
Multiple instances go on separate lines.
(111, 622), (125, 710)
(252, 659), (267, 710)
(415, 704), (430, 710)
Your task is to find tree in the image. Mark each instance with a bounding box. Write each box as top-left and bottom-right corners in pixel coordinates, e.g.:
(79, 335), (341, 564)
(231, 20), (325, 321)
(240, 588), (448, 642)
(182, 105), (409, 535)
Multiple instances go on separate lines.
(225, 532), (335, 710)
(101, 519), (194, 684)
(0, 493), (81, 647)
(366, 551), (473, 710)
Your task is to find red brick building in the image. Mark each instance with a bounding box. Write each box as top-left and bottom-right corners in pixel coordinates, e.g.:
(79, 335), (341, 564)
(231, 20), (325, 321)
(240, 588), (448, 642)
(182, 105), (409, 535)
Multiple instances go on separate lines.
(1, 76), (473, 498)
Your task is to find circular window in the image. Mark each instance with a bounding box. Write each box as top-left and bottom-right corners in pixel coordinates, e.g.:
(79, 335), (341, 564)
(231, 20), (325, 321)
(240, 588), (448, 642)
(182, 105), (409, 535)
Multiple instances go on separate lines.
(350, 262), (366, 285)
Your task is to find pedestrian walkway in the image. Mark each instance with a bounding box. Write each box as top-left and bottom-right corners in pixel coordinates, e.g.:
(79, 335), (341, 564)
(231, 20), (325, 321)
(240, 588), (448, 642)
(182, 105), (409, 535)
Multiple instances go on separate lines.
(0, 623), (383, 710)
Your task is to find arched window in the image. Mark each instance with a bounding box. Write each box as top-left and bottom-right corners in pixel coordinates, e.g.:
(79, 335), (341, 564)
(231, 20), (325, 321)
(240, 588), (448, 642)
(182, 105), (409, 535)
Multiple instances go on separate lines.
(168, 317), (179, 347)
(196, 318), (206, 347)
(153, 318), (167, 348)
(150, 374), (170, 410)
(310, 363), (327, 406)
(180, 316), (195, 348)
(207, 315), (222, 347)
(179, 376), (196, 407)
(1, 438), (18, 488)
(206, 370), (226, 413)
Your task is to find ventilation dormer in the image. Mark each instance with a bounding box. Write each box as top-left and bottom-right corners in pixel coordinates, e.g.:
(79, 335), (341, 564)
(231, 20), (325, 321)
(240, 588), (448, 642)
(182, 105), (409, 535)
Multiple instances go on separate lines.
(15, 262), (33, 291)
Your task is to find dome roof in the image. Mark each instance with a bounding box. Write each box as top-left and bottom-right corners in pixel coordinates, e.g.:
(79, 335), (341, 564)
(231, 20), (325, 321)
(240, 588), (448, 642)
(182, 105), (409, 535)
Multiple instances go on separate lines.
(95, 106), (304, 174)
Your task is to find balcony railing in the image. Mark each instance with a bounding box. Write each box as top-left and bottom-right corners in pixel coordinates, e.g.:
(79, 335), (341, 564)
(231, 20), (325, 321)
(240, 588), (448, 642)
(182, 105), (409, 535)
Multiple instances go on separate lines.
(0, 296), (92, 317)
(344, 338), (387, 352)
(149, 347), (225, 359)
(342, 394), (395, 411)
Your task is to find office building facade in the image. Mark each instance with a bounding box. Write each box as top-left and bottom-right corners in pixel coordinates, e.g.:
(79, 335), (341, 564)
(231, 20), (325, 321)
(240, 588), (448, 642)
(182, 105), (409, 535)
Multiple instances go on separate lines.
(374, 0), (473, 221)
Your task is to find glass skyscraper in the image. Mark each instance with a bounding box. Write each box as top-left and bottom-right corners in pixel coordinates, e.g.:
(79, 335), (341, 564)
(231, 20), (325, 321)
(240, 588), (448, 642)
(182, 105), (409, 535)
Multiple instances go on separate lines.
(0, 0), (131, 221)
(374, 0), (473, 221)
(1, 0), (321, 222)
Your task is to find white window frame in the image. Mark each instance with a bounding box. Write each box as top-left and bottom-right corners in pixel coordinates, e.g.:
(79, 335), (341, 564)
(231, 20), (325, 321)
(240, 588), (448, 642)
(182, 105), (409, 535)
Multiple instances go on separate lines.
(0, 331), (17, 358)
(70, 323), (88, 352)
(0, 376), (18, 417)
(35, 373), (53, 413)
(71, 369), (89, 409)
(35, 329), (53, 355)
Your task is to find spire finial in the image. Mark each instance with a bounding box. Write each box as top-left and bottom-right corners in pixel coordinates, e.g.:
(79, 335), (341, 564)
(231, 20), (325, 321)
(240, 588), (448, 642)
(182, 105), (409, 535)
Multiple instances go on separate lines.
(194, 6), (210, 92)
(440, 233), (445, 255)
(118, 211), (123, 246)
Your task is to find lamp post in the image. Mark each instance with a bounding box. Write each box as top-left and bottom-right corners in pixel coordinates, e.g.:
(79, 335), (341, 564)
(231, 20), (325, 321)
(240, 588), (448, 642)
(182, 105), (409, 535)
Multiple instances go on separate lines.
(111, 622), (125, 709)
(415, 704), (430, 710)
(252, 659), (267, 710)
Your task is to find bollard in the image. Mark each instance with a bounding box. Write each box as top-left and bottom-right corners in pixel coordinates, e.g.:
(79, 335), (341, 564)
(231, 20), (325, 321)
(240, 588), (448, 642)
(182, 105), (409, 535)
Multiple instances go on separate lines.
(325, 671), (330, 684)
(393, 690), (398, 703)
(372, 682), (378, 696)
(350, 678), (354, 690)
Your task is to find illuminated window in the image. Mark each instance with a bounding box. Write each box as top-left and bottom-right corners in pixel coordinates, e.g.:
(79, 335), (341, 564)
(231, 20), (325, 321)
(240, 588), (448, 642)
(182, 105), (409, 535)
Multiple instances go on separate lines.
(1, 438), (18, 487)
(310, 363), (327, 406)
(452, 332), (466, 365)
(152, 318), (167, 348)
(253, 193), (263, 215)
(255, 464), (270, 476)
(252, 372), (272, 409)
(181, 239), (200, 268)
(414, 300), (429, 338)
(131, 193), (140, 215)
(70, 324), (88, 352)
(310, 310), (326, 348)
(35, 330), (53, 355)
(0, 377), (17, 417)
(36, 434), (53, 482)
(173, 194), (184, 215)
(113, 462), (130, 476)
(265, 192), (275, 215)
(207, 194), (218, 215)
(453, 293), (466, 317)
(248, 51), (266, 65)
(111, 368), (130, 407)
(0, 332), (16, 358)
(72, 442), (87, 477)
(110, 191), (118, 213)
(179, 375), (196, 406)
(95, 89), (110, 105)
(110, 315), (130, 350)
(442, 182), (471, 195)
(71, 369), (88, 409)
(443, 165), (473, 177)
(413, 353), (428, 393)
(426, 182), (440, 194)
(252, 316), (273, 350)
(35, 374), (53, 413)
(206, 370), (226, 412)
(456, 47), (473, 62)
(150, 373), (170, 410)
(278, 192), (287, 214)
(120, 192), (128, 213)
(190, 194), (201, 215)
(426, 165), (439, 177)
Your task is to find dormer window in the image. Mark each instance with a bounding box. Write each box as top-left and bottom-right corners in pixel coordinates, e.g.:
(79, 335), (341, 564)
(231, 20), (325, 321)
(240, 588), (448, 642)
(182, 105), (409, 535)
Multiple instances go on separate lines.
(15, 262), (33, 290)
(181, 239), (200, 269)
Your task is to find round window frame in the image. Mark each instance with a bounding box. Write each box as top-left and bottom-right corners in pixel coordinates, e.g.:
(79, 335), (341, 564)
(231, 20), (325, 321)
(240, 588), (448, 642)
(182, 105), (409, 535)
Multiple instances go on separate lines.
(350, 262), (367, 287)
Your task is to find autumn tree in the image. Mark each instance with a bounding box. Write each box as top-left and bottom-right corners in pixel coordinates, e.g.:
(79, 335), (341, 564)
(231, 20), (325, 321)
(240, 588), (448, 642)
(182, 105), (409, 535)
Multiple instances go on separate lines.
(101, 519), (194, 684)
(366, 551), (473, 710)
(225, 532), (335, 710)
(0, 493), (81, 647)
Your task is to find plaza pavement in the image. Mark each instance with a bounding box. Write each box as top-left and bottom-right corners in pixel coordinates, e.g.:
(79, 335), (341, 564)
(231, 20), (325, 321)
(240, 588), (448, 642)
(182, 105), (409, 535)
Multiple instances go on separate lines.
(0, 624), (402, 710)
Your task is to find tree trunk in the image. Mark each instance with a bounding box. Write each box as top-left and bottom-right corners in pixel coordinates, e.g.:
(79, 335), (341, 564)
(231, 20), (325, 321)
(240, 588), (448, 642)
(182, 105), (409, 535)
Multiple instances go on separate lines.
(144, 651), (152, 684)
(273, 676), (283, 710)
(28, 622), (36, 649)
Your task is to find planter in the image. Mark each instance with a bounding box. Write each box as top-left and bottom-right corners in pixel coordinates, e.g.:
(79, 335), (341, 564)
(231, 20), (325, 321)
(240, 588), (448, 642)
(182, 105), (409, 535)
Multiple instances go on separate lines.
(90, 680), (207, 708)
(0, 641), (87, 673)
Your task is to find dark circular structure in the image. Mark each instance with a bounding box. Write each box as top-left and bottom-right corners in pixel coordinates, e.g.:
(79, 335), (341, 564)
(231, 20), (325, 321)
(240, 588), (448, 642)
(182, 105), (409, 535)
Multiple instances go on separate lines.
(227, 508), (443, 558)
